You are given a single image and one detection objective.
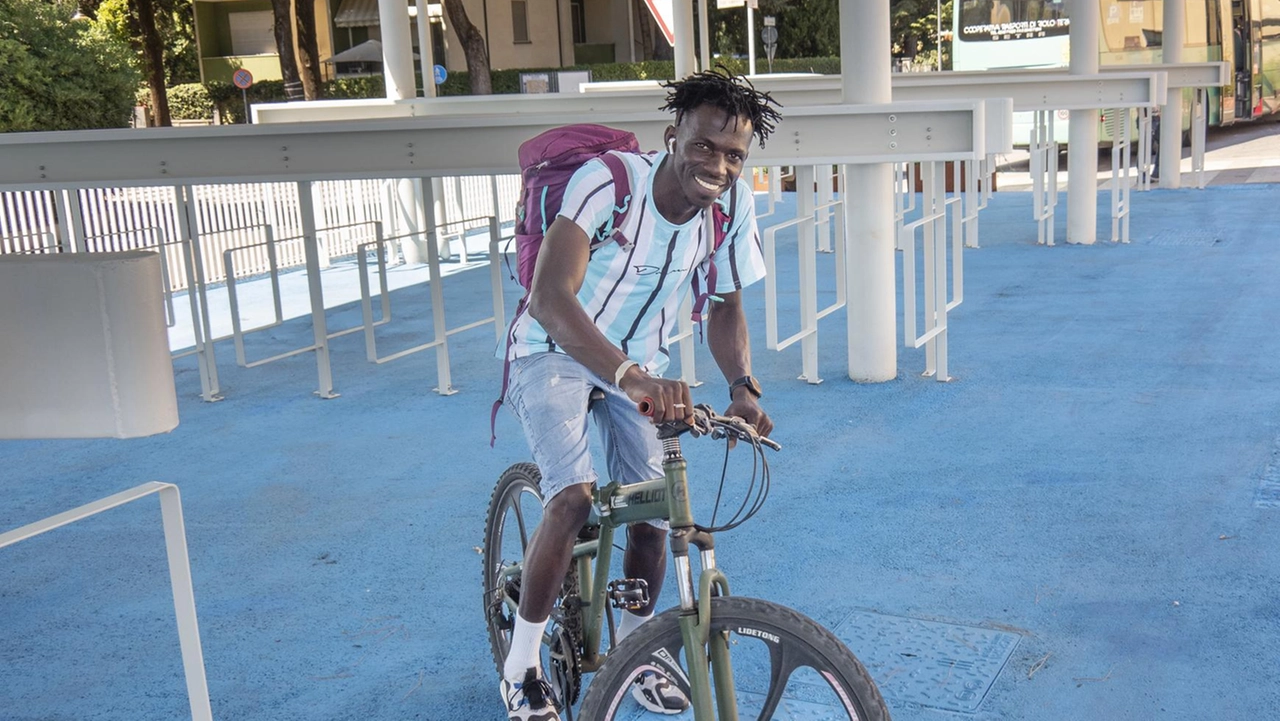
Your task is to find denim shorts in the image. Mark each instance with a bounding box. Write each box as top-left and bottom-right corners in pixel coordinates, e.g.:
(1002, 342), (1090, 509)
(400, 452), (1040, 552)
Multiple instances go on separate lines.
(505, 352), (664, 515)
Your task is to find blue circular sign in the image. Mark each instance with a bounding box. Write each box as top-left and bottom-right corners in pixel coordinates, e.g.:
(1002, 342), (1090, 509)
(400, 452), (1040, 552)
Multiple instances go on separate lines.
(433, 64), (448, 85)
(232, 68), (254, 90)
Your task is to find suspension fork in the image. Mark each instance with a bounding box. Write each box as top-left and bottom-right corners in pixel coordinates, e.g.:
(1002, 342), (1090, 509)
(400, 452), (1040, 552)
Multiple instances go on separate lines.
(663, 436), (739, 721)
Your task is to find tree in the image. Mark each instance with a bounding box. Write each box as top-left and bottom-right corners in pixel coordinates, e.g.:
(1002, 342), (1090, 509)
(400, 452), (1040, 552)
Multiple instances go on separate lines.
(293, 0), (322, 99)
(710, 0), (952, 67)
(442, 0), (491, 94)
(131, 0), (170, 124)
(268, 0), (304, 100)
(92, 0), (198, 86)
(0, 0), (140, 131)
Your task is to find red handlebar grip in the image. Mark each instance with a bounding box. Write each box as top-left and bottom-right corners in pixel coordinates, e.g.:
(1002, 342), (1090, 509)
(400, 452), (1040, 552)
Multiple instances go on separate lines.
(637, 398), (654, 416)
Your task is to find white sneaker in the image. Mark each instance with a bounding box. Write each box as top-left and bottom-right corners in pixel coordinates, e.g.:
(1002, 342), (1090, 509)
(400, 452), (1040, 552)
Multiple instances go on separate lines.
(630, 669), (690, 715)
(500, 667), (561, 721)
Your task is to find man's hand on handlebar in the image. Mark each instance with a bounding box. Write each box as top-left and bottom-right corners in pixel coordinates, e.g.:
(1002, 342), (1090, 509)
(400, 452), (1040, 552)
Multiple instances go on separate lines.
(619, 366), (694, 426)
(725, 394), (772, 440)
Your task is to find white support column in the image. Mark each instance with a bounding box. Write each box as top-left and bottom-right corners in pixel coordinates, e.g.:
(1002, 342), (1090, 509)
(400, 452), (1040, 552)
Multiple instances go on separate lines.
(1160, 0), (1185, 189)
(747, 3), (757, 75)
(697, 0), (710, 73)
(415, 0), (437, 98)
(1067, 0), (1099, 245)
(379, 0), (417, 101)
(673, 0), (696, 78)
(840, 0), (896, 382)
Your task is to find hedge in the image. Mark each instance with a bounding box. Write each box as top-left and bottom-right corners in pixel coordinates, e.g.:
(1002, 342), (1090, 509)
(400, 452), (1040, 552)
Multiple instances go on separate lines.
(145, 58), (843, 124)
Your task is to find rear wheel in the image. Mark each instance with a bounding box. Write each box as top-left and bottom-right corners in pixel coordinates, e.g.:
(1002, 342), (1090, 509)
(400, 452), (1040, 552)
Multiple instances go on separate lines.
(579, 596), (890, 721)
(481, 463), (585, 711)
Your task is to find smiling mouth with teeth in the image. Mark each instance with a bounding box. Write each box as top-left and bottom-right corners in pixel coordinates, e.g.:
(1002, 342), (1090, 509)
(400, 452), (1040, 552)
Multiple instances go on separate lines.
(695, 177), (722, 192)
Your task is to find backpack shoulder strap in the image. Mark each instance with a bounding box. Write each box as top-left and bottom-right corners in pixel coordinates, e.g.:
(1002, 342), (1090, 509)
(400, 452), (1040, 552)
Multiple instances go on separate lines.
(595, 151), (635, 247)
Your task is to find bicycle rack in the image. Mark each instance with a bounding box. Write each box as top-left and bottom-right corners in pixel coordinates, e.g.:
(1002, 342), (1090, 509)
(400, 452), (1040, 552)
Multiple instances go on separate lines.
(900, 160), (963, 382)
(762, 165), (847, 385)
(357, 215), (507, 396)
(0, 482), (213, 721)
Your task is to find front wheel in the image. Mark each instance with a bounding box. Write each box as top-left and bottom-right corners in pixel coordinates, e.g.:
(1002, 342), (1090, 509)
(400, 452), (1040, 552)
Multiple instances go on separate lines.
(579, 596), (889, 721)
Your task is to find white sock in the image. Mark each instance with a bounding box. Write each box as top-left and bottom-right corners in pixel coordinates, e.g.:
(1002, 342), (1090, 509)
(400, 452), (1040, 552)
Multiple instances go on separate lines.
(617, 610), (654, 642)
(504, 614), (548, 683)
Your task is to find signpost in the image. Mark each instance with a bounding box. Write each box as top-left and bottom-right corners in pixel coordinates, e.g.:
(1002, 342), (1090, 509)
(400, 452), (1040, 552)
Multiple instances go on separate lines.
(762, 16), (777, 73)
(232, 69), (254, 124)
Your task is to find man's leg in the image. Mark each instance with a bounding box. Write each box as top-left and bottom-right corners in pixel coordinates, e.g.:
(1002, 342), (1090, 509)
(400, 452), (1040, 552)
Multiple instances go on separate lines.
(501, 354), (598, 719)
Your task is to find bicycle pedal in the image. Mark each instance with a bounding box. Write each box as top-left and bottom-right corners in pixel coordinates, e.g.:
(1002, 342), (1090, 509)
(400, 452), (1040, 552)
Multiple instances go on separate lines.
(607, 578), (650, 611)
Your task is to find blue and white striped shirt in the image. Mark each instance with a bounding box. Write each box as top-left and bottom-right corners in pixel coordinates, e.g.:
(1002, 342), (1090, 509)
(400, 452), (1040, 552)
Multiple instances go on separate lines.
(505, 151), (766, 376)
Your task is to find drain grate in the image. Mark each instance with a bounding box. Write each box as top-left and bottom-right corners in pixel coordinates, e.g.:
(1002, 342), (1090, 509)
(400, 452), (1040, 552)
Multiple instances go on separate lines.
(832, 611), (1020, 713)
(1140, 229), (1231, 247)
(1255, 436), (1280, 508)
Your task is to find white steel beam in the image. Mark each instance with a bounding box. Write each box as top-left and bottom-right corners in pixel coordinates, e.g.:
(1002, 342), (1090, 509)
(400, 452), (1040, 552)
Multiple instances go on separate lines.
(0, 104), (984, 192)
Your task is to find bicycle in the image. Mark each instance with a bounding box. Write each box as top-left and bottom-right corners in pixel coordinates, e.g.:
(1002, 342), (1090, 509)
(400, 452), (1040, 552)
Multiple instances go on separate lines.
(482, 392), (889, 720)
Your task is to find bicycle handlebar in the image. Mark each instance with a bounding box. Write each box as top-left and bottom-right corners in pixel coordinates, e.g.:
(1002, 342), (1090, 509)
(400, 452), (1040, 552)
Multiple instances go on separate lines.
(638, 399), (782, 452)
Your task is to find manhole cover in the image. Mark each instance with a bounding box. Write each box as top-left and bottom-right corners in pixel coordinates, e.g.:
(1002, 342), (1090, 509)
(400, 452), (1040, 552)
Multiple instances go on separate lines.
(832, 611), (1020, 713)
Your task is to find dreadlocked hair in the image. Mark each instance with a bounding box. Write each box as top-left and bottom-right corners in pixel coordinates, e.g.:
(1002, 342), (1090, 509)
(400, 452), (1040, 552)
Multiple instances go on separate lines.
(660, 66), (783, 148)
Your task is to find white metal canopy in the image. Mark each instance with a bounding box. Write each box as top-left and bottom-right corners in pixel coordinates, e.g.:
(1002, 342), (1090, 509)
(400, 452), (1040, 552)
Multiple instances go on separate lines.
(0, 103), (986, 192)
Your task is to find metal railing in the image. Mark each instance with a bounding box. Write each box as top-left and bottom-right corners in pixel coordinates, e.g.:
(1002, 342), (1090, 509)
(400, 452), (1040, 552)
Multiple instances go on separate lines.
(1030, 110), (1061, 247)
(899, 161), (963, 382)
(356, 216), (507, 396)
(0, 482), (213, 721)
(762, 165), (848, 385)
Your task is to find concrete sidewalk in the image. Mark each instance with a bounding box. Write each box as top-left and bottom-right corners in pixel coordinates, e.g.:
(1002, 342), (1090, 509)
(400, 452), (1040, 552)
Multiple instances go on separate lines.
(2, 181), (1278, 720)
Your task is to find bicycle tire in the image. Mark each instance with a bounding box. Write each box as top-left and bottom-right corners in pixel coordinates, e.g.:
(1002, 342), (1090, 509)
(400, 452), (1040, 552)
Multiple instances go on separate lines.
(482, 462), (545, 676)
(579, 596), (890, 721)
(481, 463), (586, 708)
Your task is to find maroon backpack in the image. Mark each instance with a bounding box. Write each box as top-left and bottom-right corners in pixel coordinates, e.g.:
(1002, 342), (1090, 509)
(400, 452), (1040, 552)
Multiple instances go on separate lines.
(491, 123), (735, 444)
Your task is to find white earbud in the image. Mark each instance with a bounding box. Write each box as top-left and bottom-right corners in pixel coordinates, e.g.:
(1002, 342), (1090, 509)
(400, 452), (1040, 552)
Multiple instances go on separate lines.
(668, 139), (675, 153)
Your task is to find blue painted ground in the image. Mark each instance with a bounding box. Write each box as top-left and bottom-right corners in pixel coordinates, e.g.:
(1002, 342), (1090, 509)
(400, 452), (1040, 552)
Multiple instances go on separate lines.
(3, 185), (1279, 721)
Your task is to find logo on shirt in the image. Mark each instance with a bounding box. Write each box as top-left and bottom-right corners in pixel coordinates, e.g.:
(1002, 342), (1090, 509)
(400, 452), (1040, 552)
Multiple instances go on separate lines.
(634, 264), (691, 277)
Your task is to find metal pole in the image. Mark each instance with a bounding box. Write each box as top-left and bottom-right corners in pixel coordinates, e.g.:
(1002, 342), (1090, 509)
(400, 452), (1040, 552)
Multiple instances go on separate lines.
(747, 2), (756, 75)
(1160, 0), (1185, 188)
(415, 0), (437, 98)
(297, 181), (338, 398)
(840, 0), (896, 382)
(673, 0), (696, 78)
(697, 0), (710, 73)
(1066, 0), (1099, 245)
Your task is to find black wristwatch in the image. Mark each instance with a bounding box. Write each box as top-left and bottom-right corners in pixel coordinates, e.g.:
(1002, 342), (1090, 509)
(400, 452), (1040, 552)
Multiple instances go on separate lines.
(729, 375), (762, 400)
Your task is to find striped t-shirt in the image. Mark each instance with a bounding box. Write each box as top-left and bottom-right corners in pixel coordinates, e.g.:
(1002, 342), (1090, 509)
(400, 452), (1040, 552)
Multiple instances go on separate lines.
(504, 150), (767, 376)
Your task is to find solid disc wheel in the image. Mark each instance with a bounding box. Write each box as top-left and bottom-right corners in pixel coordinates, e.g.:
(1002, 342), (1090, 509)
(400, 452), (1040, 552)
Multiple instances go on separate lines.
(579, 596), (890, 721)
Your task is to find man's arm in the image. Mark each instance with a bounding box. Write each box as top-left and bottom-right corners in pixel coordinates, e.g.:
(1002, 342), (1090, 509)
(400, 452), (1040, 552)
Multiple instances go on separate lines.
(527, 216), (692, 423)
(706, 290), (773, 437)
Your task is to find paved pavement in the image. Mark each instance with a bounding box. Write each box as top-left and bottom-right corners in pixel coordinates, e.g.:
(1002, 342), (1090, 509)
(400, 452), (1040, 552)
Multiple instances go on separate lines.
(2, 152), (1279, 721)
(996, 113), (1280, 189)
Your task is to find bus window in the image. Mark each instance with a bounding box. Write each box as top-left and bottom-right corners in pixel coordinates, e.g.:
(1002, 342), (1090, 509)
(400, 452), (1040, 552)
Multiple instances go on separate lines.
(958, 0), (1071, 42)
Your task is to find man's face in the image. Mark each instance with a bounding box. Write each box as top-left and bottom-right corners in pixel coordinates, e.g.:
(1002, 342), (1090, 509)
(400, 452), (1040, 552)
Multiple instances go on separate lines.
(666, 104), (754, 209)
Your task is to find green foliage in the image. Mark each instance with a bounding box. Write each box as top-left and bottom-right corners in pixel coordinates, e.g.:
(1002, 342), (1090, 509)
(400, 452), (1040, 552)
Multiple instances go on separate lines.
(95, 0), (199, 85)
(0, 0), (140, 132)
(164, 82), (213, 120)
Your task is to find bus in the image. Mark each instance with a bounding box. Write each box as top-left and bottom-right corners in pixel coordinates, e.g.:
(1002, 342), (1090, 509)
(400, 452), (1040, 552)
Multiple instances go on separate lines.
(952, 0), (1280, 144)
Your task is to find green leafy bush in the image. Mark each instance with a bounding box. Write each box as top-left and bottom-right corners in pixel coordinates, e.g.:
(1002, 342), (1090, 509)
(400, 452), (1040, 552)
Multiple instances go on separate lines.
(0, 0), (140, 132)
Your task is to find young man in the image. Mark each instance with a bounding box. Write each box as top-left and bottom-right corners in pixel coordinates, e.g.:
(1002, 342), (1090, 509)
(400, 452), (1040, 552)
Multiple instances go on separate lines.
(498, 70), (782, 721)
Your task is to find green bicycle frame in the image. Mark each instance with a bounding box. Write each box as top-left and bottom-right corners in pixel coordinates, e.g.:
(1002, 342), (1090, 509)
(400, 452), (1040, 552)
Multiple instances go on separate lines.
(574, 435), (738, 721)
(492, 434), (740, 719)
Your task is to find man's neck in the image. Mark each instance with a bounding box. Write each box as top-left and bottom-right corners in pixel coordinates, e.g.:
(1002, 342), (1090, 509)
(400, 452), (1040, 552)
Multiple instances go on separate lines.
(651, 156), (700, 226)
